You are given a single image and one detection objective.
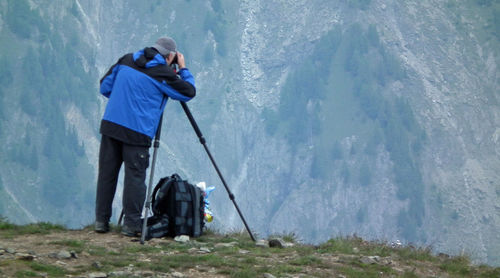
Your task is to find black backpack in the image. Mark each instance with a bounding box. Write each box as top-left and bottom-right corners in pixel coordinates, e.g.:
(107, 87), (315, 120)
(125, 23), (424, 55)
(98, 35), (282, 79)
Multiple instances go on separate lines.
(147, 173), (204, 239)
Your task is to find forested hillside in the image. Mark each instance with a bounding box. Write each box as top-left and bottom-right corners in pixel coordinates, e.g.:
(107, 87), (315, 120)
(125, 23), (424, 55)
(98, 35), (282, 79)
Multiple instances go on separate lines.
(0, 0), (97, 225)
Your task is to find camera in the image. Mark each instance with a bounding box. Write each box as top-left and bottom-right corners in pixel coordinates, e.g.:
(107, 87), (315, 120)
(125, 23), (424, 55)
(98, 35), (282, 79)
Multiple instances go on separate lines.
(171, 52), (178, 65)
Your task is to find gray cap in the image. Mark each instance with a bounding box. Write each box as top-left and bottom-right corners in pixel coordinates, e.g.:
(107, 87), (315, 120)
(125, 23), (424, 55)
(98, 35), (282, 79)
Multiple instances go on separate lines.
(153, 36), (177, 56)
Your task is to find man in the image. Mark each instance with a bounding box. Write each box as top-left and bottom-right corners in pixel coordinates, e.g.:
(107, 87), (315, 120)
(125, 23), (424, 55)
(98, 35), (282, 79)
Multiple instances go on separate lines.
(95, 37), (196, 236)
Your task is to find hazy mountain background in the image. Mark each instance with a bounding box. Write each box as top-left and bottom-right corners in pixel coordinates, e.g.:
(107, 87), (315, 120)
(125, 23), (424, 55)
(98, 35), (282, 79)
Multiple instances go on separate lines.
(0, 0), (498, 266)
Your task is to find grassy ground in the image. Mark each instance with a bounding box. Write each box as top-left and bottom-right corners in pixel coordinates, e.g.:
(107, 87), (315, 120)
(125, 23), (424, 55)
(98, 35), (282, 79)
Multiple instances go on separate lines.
(0, 220), (499, 278)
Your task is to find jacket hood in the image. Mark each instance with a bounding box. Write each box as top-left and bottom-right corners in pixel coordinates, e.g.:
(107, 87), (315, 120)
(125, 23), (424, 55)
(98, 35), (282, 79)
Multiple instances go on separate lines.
(133, 47), (166, 68)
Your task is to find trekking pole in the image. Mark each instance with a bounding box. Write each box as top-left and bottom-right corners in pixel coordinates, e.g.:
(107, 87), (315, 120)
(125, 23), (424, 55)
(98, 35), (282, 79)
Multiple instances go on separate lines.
(140, 114), (164, 244)
(180, 101), (256, 241)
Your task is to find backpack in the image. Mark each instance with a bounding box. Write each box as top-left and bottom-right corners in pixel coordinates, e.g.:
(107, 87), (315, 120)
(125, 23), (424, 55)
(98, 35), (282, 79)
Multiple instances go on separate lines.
(147, 173), (204, 239)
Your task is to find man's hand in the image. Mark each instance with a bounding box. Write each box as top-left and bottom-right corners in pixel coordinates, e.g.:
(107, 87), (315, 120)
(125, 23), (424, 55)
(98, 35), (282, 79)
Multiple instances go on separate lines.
(176, 52), (186, 69)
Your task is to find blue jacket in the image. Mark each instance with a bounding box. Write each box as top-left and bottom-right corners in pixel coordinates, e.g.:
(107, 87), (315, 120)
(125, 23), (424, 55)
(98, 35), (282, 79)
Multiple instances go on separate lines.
(99, 47), (196, 146)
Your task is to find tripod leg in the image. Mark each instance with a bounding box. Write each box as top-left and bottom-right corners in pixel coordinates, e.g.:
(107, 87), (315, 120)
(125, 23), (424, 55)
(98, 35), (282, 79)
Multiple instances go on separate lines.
(180, 102), (256, 241)
(118, 210), (124, 226)
(140, 115), (164, 244)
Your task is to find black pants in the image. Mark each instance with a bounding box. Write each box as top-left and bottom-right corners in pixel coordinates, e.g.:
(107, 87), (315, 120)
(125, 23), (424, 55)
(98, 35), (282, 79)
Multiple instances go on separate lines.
(95, 135), (150, 229)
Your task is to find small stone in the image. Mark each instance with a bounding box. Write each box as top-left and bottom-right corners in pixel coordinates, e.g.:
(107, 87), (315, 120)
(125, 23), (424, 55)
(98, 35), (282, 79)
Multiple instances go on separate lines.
(16, 253), (35, 261)
(263, 273), (277, 278)
(392, 267), (405, 273)
(92, 261), (103, 269)
(108, 270), (125, 277)
(139, 270), (154, 277)
(352, 247), (360, 254)
(283, 242), (295, 248)
(6, 248), (15, 254)
(81, 251), (91, 257)
(268, 238), (286, 248)
(55, 260), (67, 266)
(370, 256), (380, 262)
(88, 272), (107, 278)
(0, 249), (5, 255)
(214, 242), (238, 248)
(191, 240), (208, 246)
(108, 271), (132, 277)
(171, 271), (185, 278)
(198, 247), (211, 254)
(359, 256), (372, 264)
(360, 256), (379, 265)
(255, 239), (268, 248)
(238, 249), (250, 254)
(174, 235), (190, 243)
(438, 253), (450, 259)
(57, 250), (72, 259)
(380, 257), (393, 265)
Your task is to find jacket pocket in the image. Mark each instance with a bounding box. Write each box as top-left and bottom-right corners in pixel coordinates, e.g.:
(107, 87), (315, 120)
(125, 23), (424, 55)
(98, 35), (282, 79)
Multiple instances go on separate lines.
(132, 150), (150, 171)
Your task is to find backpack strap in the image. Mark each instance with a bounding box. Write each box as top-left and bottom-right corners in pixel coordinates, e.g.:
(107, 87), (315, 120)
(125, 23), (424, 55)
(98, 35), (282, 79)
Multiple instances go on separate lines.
(174, 179), (193, 235)
(151, 176), (175, 216)
(151, 177), (168, 208)
(191, 185), (202, 237)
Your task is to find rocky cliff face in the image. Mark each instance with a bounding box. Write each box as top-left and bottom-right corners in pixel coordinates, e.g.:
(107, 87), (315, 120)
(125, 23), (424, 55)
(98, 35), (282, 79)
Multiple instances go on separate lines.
(0, 0), (498, 265)
(374, 0), (500, 265)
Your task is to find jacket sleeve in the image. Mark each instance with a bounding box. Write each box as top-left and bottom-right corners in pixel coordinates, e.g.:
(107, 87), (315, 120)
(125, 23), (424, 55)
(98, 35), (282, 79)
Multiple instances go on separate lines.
(161, 68), (196, 101)
(99, 59), (122, 98)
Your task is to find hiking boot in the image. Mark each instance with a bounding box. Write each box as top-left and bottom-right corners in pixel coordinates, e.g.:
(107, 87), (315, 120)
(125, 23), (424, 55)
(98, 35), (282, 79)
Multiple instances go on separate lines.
(121, 225), (141, 237)
(94, 221), (110, 233)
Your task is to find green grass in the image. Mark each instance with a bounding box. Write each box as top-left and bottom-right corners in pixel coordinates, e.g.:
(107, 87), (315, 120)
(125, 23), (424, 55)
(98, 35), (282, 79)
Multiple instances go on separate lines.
(102, 258), (136, 268)
(28, 262), (67, 277)
(14, 270), (38, 278)
(337, 265), (379, 278)
(229, 267), (257, 278)
(395, 246), (437, 263)
(158, 254), (228, 269)
(268, 233), (299, 243)
(316, 236), (438, 264)
(87, 245), (108, 257)
(402, 271), (419, 278)
(356, 262), (396, 276)
(48, 239), (85, 253)
(317, 237), (359, 254)
(269, 264), (303, 275)
(122, 244), (161, 254)
(477, 266), (500, 278)
(439, 256), (472, 276)
(289, 255), (324, 266)
(0, 217), (65, 237)
(149, 263), (171, 273)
